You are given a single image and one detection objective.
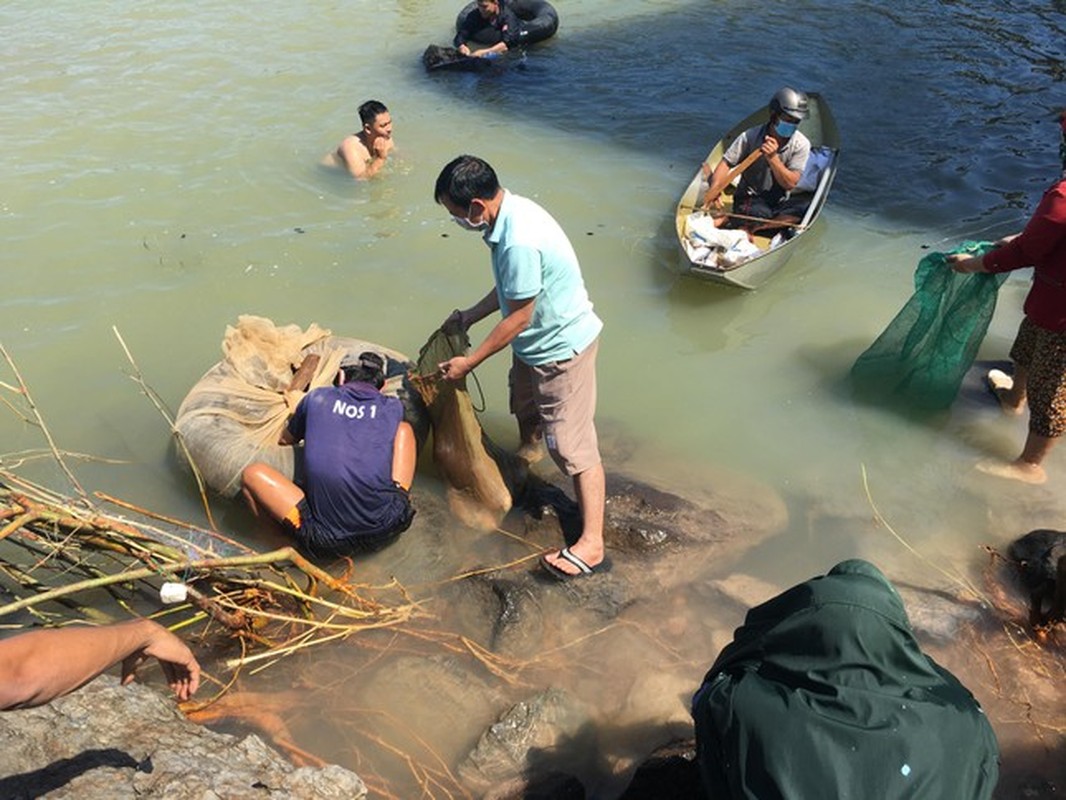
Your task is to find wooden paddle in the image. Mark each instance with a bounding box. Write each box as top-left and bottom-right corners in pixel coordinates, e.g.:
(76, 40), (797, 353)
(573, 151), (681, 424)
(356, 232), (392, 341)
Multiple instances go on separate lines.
(721, 148), (764, 185)
(287, 354), (321, 392)
(711, 210), (807, 230)
(701, 149), (764, 210)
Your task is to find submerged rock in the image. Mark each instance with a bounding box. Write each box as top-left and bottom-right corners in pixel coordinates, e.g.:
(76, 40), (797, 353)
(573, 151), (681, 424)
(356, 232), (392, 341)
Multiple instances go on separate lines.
(350, 654), (508, 767)
(616, 739), (701, 800)
(453, 572), (545, 659)
(482, 772), (586, 800)
(458, 688), (592, 792)
(894, 583), (983, 643)
(511, 466), (787, 606)
(710, 573), (785, 610)
(0, 677), (366, 799)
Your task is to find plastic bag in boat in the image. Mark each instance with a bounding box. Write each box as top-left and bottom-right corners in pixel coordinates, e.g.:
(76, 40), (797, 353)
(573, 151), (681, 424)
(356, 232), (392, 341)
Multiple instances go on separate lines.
(795, 145), (834, 193)
(684, 213), (761, 267)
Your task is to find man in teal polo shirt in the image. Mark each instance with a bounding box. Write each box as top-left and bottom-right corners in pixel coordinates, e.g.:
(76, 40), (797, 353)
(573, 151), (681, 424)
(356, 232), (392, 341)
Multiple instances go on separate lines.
(434, 154), (608, 579)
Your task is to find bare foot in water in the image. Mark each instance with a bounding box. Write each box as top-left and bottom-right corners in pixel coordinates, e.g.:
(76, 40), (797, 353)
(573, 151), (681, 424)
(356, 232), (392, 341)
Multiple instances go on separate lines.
(987, 369), (1025, 415)
(976, 458), (1047, 485)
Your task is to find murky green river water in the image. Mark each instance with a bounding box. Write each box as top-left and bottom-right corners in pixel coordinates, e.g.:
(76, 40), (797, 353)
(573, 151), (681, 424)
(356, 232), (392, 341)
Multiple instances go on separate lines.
(3, 0), (1064, 795)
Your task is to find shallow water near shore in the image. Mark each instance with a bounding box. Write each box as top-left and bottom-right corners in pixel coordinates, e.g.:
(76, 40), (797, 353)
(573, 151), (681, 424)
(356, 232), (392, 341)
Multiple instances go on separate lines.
(3, 0), (1065, 795)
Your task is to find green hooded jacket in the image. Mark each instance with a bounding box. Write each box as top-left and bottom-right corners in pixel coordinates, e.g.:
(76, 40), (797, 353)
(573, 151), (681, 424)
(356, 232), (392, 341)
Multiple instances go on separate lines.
(692, 560), (999, 799)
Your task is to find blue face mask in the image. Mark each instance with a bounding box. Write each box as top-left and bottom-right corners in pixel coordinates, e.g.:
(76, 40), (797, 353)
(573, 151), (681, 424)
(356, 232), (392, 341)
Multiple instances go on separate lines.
(775, 120), (798, 138)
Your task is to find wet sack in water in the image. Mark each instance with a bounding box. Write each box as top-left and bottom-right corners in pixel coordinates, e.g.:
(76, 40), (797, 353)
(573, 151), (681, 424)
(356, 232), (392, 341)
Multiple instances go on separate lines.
(692, 559), (999, 800)
(850, 242), (1007, 409)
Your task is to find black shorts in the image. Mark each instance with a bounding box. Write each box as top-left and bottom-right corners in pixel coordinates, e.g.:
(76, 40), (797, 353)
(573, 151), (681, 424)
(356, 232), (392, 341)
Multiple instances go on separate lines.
(284, 487), (415, 559)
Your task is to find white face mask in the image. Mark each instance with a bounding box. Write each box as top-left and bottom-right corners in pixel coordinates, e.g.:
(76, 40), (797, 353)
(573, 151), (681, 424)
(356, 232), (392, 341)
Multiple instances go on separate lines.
(451, 214), (487, 232)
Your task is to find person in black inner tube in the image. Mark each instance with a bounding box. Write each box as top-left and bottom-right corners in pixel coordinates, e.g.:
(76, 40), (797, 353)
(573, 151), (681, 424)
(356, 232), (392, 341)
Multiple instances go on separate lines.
(454, 0), (524, 58)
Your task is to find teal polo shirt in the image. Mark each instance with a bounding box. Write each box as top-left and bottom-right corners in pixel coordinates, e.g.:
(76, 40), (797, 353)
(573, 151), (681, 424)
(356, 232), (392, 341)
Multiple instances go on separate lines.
(484, 191), (603, 365)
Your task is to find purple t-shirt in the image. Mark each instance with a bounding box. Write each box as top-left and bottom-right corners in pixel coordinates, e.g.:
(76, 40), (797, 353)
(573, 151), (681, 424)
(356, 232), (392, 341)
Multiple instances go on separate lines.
(288, 382), (404, 538)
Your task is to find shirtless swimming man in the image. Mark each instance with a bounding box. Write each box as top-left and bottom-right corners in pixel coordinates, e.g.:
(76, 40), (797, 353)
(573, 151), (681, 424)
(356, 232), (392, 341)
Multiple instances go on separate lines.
(323, 99), (394, 180)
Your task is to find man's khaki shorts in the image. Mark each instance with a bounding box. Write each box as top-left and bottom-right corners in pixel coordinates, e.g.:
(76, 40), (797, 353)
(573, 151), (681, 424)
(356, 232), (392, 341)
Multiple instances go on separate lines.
(510, 338), (601, 476)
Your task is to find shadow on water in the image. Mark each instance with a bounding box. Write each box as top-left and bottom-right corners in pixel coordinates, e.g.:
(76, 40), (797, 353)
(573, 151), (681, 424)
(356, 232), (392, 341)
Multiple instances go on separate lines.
(417, 0), (1063, 236)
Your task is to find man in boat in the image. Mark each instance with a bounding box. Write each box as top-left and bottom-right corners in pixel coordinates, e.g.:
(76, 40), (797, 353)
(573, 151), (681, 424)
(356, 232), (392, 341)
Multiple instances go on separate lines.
(946, 109), (1066, 485)
(701, 87), (812, 235)
(433, 155), (608, 581)
(240, 352), (417, 558)
(322, 99), (394, 180)
(454, 0), (522, 58)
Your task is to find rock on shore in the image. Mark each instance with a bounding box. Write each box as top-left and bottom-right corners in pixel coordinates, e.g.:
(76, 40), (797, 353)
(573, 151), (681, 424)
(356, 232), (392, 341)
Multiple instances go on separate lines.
(0, 676), (366, 799)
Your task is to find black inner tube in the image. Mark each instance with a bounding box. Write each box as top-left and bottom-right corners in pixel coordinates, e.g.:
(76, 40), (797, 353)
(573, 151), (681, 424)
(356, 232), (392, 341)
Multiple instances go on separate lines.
(454, 0), (558, 46)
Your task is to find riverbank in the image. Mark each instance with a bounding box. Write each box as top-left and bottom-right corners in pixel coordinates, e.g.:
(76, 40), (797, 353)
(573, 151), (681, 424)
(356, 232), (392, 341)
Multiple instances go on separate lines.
(0, 676), (367, 799)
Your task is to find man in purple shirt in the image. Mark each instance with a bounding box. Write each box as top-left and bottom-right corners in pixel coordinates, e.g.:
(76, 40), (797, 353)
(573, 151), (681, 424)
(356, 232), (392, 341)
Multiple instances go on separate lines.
(241, 352), (417, 557)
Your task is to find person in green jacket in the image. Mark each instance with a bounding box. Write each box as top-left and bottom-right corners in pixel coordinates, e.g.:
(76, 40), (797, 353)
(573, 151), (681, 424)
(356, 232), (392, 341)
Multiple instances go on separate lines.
(692, 560), (999, 799)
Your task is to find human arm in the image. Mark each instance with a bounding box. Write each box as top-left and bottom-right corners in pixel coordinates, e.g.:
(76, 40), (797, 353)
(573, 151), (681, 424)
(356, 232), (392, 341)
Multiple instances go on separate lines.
(949, 183), (1066, 274)
(946, 232), (1020, 270)
(439, 295), (535, 381)
(0, 619), (201, 710)
(469, 41), (508, 58)
(454, 14), (474, 50)
(762, 137), (804, 192)
(982, 184), (1066, 272)
(281, 395), (307, 445)
(701, 130), (756, 209)
(391, 420), (417, 491)
(946, 253), (988, 273)
(456, 7), (519, 57)
(443, 289), (501, 334)
(339, 136), (391, 180)
(363, 136), (394, 178)
(700, 159), (734, 209)
(453, 6), (482, 53)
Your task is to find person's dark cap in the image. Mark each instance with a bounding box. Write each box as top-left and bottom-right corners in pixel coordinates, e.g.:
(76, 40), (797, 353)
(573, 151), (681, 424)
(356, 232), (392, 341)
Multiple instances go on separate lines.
(341, 351), (387, 388)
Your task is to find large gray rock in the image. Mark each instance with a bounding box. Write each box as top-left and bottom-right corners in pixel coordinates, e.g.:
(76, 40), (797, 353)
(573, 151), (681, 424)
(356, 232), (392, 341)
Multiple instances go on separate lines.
(459, 688), (592, 792)
(0, 677), (366, 799)
(450, 572), (546, 659)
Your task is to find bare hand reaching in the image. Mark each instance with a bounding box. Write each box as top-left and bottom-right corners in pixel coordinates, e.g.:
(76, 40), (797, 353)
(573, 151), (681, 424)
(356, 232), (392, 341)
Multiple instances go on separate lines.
(945, 253), (985, 273)
(121, 623), (201, 702)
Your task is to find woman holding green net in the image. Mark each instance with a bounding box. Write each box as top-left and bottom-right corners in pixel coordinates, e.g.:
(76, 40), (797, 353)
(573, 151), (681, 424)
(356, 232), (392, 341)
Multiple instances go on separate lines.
(948, 110), (1066, 485)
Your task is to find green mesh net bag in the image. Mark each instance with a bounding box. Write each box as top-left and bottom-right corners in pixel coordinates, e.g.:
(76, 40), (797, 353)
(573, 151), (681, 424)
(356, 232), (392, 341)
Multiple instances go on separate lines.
(850, 241), (1008, 409)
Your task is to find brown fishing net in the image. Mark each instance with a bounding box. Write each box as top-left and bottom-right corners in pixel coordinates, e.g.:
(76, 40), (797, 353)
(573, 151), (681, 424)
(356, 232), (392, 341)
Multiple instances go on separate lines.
(410, 326), (519, 529)
(174, 316), (421, 497)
